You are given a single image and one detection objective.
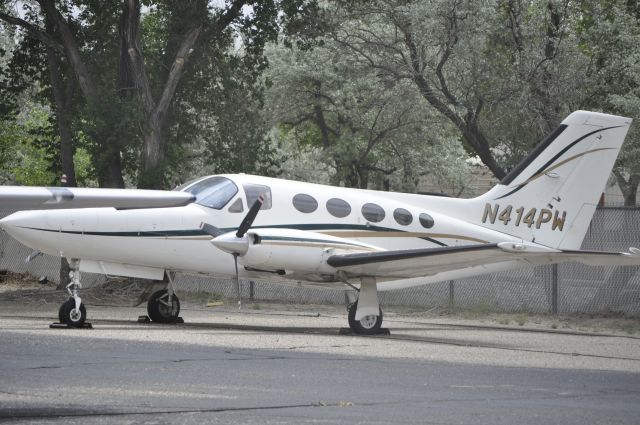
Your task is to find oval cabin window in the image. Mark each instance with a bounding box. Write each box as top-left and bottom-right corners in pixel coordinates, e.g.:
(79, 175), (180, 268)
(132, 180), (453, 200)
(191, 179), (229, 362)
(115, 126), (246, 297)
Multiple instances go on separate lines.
(326, 198), (351, 218)
(362, 203), (385, 223)
(393, 208), (413, 226)
(419, 213), (435, 229)
(292, 193), (318, 213)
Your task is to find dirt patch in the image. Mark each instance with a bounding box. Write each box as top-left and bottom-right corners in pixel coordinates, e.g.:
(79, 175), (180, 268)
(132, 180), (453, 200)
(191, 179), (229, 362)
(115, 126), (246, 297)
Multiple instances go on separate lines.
(410, 307), (640, 336)
(0, 271), (155, 306)
(0, 271), (50, 293)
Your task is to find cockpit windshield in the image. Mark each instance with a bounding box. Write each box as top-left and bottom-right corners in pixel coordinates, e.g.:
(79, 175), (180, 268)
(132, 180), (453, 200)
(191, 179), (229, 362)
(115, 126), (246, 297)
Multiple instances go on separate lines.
(179, 176), (238, 209)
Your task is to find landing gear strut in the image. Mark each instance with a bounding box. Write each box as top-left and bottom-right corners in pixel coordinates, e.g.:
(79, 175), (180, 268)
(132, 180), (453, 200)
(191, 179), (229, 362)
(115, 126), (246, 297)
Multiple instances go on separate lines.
(57, 259), (87, 327)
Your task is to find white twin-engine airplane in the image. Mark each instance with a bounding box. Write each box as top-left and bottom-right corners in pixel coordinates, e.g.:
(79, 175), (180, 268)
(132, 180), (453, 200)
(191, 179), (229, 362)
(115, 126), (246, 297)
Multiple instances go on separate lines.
(1, 111), (639, 334)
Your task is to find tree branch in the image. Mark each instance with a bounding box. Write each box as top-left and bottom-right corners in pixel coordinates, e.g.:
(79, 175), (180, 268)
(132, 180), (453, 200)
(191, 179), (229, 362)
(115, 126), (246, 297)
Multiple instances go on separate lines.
(37, 0), (99, 102)
(507, 0), (524, 53)
(0, 11), (64, 53)
(122, 0), (155, 115)
(155, 25), (202, 120)
(212, 0), (246, 33)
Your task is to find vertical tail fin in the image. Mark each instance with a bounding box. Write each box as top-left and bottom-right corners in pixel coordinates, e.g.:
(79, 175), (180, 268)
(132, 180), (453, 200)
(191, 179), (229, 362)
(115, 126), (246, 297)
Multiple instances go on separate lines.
(475, 111), (632, 249)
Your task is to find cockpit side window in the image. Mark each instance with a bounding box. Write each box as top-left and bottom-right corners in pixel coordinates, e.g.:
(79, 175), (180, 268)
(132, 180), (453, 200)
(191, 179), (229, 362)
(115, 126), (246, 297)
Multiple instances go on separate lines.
(243, 184), (272, 210)
(228, 198), (244, 213)
(181, 176), (238, 209)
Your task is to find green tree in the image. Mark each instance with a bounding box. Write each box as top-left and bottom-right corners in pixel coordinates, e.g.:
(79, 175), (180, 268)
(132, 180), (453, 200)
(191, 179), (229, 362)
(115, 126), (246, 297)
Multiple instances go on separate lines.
(1, 0), (320, 189)
(264, 39), (470, 190)
(322, 0), (625, 182)
(573, 0), (640, 205)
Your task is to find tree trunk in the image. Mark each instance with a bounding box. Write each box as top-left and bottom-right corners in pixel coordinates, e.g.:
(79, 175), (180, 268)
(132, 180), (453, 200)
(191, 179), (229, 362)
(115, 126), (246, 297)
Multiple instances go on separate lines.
(39, 0), (125, 188)
(313, 80), (333, 148)
(99, 152), (126, 188)
(45, 36), (77, 187)
(122, 0), (203, 189)
(613, 170), (639, 207)
(139, 114), (164, 189)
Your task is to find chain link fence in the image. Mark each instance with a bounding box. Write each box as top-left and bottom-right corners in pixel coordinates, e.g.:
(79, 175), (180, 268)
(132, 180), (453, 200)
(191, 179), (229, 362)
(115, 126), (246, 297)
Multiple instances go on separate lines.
(1, 207), (639, 315)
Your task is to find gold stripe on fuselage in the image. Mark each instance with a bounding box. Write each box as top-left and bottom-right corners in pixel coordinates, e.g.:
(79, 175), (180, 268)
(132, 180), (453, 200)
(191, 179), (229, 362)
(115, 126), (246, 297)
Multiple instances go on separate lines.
(264, 241), (380, 251)
(320, 231), (488, 244)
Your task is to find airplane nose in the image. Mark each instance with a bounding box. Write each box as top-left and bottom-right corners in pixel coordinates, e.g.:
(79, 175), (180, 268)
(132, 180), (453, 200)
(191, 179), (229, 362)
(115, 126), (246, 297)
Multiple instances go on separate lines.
(0, 211), (53, 254)
(0, 211), (44, 233)
(0, 213), (19, 230)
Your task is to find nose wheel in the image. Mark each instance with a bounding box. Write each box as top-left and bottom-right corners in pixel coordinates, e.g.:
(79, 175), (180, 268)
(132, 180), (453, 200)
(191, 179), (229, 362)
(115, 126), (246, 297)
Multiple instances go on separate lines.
(58, 298), (87, 327)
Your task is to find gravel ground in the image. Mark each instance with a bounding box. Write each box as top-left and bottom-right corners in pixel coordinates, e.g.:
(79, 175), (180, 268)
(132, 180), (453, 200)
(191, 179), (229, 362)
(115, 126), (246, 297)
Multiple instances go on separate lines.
(1, 297), (640, 373)
(2, 272), (640, 373)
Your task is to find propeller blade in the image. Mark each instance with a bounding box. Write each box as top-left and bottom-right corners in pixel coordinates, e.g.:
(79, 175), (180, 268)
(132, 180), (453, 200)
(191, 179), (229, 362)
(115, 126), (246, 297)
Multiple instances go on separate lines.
(200, 222), (225, 238)
(236, 195), (264, 238)
(233, 253), (242, 309)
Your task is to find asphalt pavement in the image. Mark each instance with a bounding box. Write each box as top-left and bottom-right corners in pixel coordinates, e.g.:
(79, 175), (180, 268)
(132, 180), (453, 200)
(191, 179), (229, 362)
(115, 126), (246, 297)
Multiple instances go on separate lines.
(0, 302), (639, 424)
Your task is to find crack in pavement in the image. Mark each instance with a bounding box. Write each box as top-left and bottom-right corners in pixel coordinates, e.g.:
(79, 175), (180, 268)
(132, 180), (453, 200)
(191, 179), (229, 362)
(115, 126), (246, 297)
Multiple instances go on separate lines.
(0, 402), (337, 420)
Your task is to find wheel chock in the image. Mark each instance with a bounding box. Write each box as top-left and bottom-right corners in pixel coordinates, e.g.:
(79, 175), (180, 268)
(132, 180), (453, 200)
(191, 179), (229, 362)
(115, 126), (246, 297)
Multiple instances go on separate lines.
(49, 322), (93, 329)
(137, 315), (184, 324)
(338, 327), (390, 335)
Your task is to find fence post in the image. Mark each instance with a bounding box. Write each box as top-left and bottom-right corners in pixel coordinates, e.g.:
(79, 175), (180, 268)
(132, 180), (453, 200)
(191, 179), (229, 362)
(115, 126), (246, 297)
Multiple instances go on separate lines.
(249, 281), (254, 300)
(449, 280), (455, 308)
(551, 264), (558, 314)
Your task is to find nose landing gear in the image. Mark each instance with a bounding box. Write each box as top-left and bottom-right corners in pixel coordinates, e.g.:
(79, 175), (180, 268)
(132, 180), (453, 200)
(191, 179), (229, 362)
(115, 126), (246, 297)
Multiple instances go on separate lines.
(54, 259), (90, 328)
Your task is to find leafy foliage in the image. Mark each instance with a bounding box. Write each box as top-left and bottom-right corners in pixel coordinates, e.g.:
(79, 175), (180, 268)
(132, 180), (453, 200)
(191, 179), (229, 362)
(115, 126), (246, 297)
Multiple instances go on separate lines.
(0, 0), (637, 204)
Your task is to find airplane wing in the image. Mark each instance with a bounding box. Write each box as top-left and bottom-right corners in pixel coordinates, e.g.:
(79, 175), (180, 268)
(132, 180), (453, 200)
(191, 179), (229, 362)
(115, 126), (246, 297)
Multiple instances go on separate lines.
(326, 242), (640, 279)
(0, 186), (195, 209)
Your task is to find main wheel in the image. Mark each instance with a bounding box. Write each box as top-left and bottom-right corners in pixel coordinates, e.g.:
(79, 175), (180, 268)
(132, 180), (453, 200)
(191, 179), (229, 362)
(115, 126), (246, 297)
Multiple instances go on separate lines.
(147, 289), (180, 323)
(58, 302), (66, 323)
(59, 298), (87, 328)
(347, 301), (383, 335)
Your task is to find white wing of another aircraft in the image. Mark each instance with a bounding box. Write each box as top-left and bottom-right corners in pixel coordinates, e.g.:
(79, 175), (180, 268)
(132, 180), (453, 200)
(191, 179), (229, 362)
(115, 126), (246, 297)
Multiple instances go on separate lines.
(0, 110), (637, 334)
(0, 186), (195, 209)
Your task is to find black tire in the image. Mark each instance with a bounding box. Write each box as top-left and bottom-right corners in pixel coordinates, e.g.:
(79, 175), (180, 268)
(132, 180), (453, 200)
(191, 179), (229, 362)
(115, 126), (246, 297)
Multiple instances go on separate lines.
(60, 298), (87, 328)
(58, 302), (66, 323)
(147, 289), (180, 323)
(347, 301), (383, 335)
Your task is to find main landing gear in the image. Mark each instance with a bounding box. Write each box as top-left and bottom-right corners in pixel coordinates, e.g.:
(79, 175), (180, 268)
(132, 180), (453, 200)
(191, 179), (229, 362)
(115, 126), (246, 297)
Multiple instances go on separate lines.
(344, 276), (387, 335)
(348, 301), (383, 334)
(146, 273), (181, 323)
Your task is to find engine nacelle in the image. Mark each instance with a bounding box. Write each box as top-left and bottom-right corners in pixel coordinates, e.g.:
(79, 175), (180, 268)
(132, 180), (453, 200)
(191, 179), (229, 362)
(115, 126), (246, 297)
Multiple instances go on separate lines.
(237, 228), (380, 274)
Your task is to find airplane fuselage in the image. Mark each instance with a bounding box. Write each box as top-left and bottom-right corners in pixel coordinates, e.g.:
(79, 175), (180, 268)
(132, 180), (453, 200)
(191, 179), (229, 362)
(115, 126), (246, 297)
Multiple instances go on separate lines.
(2, 174), (522, 289)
